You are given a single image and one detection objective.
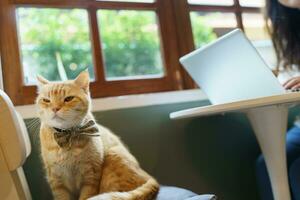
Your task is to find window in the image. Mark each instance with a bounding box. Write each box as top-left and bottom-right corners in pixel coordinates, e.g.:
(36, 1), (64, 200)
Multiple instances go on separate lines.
(190, 12), (237, 48)
(0, 0), (266, 105)
(97, 10), (164, 80)
(17, 8), (95, 84)
(239, 0), (265, 7)
(187, 0), (264, 48)
(188, 0), (234, 6)
(242, 13), (269, 41)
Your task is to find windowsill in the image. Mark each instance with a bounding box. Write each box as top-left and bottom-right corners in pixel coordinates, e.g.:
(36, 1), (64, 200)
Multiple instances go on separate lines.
(16, 89), (208, 119)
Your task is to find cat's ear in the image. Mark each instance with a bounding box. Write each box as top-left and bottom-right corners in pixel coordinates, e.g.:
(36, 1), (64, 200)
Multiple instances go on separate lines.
(36, 75), (49, 85)
(74, 71), (89, 92)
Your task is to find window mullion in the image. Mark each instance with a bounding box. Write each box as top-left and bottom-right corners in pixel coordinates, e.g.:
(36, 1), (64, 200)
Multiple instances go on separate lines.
(0, 0), (24, 105)
(233, 0), (244, 30)
(171, 0), (197, 89)
(155, 0), (187, 90)
(88, 7), (106, 84)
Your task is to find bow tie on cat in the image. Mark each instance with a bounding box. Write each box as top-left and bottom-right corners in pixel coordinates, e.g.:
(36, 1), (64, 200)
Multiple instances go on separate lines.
(53, 120), (100, 148)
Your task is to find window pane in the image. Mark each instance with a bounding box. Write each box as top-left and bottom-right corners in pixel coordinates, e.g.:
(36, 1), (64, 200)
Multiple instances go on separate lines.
(188, 0), (234, 6)
(190, 12), (237, 48)
(97, 10), (164, 80)
(239, 0), (265, 7)
(242, 13), (269, 41)
(17, 8), (94, 85)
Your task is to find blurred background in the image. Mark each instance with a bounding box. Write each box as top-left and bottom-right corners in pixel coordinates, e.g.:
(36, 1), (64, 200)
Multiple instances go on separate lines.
(0, 0), (277, 105)
(16, 0), (273, 85)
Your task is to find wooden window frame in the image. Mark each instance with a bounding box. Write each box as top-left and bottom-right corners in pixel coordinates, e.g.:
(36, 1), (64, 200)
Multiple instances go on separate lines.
(0, 0), (262, 105)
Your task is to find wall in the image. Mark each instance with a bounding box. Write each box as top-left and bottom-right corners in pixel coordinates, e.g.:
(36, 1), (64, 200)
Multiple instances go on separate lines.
(22, 100), (300, 200)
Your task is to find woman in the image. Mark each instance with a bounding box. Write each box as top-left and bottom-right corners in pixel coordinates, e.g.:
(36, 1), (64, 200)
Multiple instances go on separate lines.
(256, 0), (300, 199)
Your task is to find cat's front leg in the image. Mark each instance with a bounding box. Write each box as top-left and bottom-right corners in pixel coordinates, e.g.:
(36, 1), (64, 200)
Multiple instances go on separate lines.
(79, 168), (101, 200)
(49, 180), (72, 200)
(46, 167), (71, 200)
(79, 183), (100, 200)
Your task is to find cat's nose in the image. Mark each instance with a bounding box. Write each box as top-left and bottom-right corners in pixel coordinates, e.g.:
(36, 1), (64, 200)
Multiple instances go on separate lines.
(52, 107), (61, 113)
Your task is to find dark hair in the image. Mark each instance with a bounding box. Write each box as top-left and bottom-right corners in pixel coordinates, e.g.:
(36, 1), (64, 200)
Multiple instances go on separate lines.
(266, 0), (300, 70)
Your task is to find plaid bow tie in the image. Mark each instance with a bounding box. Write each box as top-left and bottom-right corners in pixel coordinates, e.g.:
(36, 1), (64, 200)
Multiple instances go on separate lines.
(53, 120), (100, 148)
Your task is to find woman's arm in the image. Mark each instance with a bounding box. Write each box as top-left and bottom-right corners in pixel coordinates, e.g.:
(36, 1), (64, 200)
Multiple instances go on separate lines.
(278, 0), (300, 9)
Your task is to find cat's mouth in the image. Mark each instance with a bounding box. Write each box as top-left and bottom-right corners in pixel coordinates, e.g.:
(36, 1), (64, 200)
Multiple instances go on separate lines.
(52, 114), (64, 121)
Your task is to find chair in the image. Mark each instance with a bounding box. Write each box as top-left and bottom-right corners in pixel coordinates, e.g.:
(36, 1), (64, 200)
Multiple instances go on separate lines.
(0, 89), (216, 200)
(0, 89), (32, 200)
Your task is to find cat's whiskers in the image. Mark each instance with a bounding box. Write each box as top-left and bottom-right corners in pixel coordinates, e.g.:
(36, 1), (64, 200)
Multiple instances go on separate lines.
(25, 118), (41, 147)
(52, 111), (87, 129)
(26, 118), (40, 130)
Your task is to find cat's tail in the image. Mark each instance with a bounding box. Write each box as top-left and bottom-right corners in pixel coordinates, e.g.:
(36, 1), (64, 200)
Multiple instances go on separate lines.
(89, 178), (159, 200)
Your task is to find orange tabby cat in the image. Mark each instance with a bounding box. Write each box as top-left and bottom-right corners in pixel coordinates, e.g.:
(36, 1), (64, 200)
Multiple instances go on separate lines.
(36, 71), (159, 200)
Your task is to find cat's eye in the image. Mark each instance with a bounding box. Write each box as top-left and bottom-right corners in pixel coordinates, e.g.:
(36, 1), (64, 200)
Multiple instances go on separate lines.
(42, 98), (50, 103)
(64, 96), (75, 102)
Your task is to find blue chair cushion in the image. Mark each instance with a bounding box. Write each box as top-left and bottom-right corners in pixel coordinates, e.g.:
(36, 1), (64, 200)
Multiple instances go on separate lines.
(157, 186), (216, 200)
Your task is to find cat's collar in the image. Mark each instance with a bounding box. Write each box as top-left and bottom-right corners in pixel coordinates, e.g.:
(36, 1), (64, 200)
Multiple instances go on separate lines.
(53, 120), (98, 135)
(52, 120), (100, 148)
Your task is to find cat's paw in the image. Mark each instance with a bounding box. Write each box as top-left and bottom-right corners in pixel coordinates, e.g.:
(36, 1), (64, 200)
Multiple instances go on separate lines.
(87, 193), (112, 200)
(87, 192), (130, 200)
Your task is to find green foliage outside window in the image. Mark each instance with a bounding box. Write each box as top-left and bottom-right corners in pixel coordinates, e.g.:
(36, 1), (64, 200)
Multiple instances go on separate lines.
(18, 8), (216, 83)
(98, 10), (163, 78)
(190, 12), (217, 48)
(18, 8), (93, 83)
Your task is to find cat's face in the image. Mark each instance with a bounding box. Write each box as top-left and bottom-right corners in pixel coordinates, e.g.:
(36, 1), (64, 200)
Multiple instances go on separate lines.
(36, 71), (91, 129)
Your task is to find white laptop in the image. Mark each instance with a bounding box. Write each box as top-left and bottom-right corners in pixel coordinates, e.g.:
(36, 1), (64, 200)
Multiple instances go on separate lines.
(180, 29), (286, 105)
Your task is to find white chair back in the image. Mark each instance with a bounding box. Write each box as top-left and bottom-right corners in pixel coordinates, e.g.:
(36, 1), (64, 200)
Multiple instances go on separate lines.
(0, 89), (32, 200)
